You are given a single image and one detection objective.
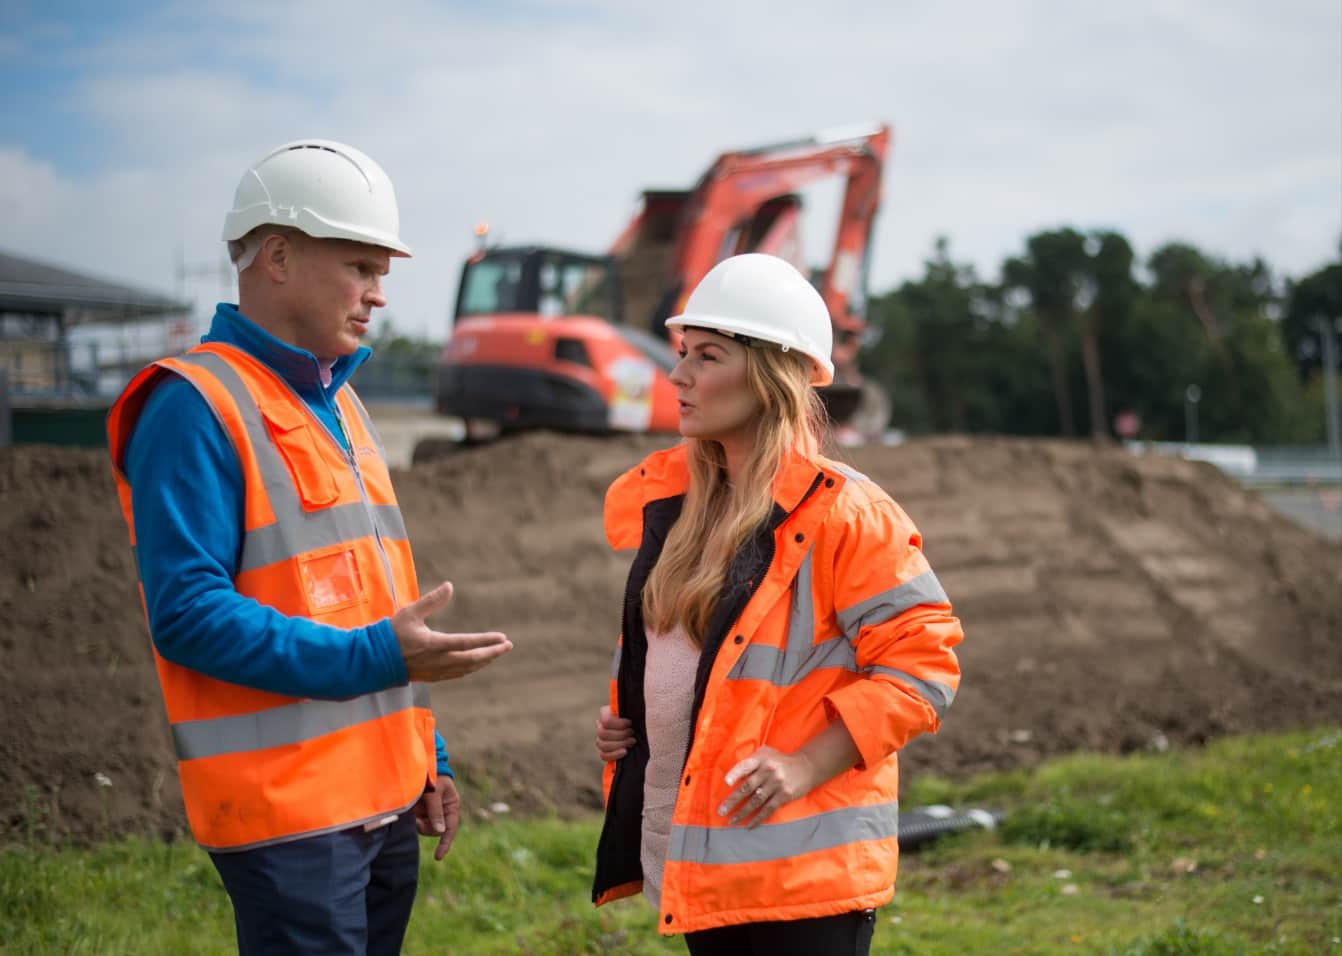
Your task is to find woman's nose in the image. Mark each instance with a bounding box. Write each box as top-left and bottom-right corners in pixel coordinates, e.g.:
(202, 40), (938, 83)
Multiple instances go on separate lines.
(669, 358), (691, 389)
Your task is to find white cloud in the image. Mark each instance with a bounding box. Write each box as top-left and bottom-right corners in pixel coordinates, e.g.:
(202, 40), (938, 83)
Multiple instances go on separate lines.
(0, 0), (1337, 339)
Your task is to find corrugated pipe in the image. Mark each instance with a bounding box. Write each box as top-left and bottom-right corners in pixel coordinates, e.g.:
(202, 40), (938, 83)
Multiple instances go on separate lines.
(898, 805), (1004, 851)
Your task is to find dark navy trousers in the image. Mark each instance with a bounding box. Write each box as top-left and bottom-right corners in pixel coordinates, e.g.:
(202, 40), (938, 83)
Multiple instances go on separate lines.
(209, 813), (420, 955)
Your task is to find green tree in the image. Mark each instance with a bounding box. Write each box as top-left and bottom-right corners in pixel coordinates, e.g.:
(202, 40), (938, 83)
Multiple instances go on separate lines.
(1144, 244), (1310, 442)
(1283, 260), (1342, 380)
(1002, 228), (1137, 439)
(861, 238), (1035, 434)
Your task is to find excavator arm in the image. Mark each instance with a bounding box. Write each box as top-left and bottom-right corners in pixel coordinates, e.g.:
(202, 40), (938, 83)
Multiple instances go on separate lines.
(663, 123), (891, 381)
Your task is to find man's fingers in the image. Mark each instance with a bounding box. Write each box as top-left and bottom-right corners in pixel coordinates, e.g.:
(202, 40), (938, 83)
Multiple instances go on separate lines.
(436, 639), (513, 671)
(406, 581), (455, 622)
(426, 629), (510, 651)
(425, 789), (446, 834)
(435, 809), (458, 860)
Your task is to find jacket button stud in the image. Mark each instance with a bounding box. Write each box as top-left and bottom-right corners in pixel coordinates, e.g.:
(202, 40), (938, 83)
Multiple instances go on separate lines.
(825, 477), (835, 488)
(684, 775), (691, 786)
(794, 532), (804, 543)
(665, 914), (673, 925)
(734, 634), (744, 644)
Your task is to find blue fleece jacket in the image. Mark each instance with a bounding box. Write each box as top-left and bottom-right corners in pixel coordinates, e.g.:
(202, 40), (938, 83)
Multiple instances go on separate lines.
(124, 303), (452, 776)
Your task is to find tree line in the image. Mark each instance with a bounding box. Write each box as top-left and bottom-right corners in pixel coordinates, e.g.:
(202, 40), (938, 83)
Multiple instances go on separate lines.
(859, 229), (1342, 444)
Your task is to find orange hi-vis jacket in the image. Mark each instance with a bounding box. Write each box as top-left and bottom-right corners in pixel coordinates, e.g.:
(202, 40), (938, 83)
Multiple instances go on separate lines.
(592, 443), (963, 934)
(107, 342), (435, 852)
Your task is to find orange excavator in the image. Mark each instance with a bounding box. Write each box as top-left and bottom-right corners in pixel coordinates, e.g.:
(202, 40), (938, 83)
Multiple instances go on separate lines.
(435, 123), (891, 441)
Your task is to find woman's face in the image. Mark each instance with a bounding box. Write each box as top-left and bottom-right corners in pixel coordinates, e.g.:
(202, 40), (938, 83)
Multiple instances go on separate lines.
(670, 328), (763, 453)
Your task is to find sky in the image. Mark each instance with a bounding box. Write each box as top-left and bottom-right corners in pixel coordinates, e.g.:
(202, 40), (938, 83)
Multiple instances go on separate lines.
(2, 0), (1339, 342)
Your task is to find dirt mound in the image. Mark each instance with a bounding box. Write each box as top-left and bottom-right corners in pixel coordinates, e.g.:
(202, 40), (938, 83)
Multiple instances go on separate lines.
(2, 434), (1339, 846)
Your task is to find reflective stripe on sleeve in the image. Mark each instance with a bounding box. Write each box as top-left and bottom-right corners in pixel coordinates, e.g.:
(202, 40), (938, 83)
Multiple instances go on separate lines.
(836, 570), (948, 642)
(667, 801), (899, 865)
(171, 683), (431, 760)
(866, 666), (955, 720)
(727, 557), (953, 715)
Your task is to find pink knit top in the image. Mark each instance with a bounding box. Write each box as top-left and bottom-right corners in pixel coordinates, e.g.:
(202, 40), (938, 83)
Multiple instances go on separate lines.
(641, 624), (699, 908)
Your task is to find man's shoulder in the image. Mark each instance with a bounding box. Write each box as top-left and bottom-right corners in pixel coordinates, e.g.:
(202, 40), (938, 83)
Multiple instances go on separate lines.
(124, 371), (231, 466)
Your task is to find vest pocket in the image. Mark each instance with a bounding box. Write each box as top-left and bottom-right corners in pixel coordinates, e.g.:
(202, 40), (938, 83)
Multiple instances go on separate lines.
(298, 545), (366, 614)
(260, 401), (339, 509)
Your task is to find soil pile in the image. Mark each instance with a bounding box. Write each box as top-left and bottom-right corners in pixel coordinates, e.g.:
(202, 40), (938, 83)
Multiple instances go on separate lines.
(2, 433), (1339, 845)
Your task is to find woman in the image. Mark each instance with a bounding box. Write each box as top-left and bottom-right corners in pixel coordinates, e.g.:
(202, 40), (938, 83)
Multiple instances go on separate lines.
(591, 253), (964, 955)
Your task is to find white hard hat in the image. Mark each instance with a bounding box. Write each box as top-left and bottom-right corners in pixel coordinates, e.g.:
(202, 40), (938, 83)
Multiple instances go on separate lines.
(668, 253), (834, 386)
(221, 139), (412, 256)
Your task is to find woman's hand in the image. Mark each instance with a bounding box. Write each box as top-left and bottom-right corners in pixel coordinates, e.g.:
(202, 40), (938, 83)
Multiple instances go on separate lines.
(717, 746), (819, 827)
(718, 721), (861, 827)
(595, 704), (635, 761)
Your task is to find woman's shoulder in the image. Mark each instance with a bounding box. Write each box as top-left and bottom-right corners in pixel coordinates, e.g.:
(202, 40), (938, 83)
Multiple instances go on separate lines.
(603, 443), (691, 549)
(608, 442), (689, 498)
(813, 454), (919, 532)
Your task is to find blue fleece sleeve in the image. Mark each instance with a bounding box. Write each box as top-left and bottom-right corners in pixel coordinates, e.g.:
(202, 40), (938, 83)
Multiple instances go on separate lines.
(435, 731), (454, 778)
(125, 376), (409, 699)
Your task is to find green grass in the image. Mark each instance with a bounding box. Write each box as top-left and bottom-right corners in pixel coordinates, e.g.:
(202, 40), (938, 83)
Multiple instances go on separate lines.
(4, 728), (1340, 955)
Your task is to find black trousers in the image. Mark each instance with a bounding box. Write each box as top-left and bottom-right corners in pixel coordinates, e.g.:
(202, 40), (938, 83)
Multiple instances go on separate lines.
(684, 909), (877, 956)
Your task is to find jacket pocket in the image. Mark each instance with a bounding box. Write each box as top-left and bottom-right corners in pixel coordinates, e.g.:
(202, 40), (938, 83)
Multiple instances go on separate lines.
(260, 400), (339, 509)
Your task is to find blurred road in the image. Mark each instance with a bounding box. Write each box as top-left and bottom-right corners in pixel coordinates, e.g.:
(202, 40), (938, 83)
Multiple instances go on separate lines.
(1260, 488), (1342, 543)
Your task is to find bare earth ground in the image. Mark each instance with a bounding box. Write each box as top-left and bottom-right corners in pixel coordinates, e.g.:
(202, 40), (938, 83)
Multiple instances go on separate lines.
(2, 431), (1339, 845)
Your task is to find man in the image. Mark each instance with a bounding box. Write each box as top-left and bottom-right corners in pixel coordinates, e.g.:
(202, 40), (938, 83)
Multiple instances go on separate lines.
(107, 139), (512, 954)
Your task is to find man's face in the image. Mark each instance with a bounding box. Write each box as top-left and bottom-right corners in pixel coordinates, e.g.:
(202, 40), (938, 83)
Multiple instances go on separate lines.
(285, 236), (392, 361)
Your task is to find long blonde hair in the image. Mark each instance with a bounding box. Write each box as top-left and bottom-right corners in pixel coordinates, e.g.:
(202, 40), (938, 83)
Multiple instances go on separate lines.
(642, 344), (827, 646)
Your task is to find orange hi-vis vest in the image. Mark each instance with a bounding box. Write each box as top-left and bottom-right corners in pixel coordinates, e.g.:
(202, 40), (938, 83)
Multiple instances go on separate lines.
(592, 443), (963, 934)
(107, 342), (434, 852)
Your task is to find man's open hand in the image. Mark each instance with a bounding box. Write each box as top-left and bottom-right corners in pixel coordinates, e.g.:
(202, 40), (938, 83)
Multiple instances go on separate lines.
(393, 582), (511, 682)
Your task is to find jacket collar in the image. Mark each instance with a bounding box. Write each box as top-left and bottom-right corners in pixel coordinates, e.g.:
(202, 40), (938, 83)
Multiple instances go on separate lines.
(605, 441), (831, 550)
(204, 303), (372, 403)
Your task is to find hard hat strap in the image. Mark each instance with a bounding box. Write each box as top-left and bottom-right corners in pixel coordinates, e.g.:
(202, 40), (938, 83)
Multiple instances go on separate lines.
(233, 236), (263, 274)
(683, 324), (777, 352)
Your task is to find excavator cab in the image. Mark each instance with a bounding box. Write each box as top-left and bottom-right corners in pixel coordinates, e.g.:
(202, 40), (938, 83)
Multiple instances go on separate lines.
(437, 246), (681, 437)
(454, 247), (620, 324)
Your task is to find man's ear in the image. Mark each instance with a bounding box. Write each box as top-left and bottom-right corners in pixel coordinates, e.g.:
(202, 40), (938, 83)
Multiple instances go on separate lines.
(258, 231), (295, 283)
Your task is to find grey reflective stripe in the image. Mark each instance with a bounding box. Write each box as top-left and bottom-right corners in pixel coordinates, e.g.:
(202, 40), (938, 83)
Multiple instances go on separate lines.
(867, 666), (956, 720)
(728, 636), (855, 684)
(172, 683), (431, 761)
(173, 351), (404, 570)
(342, 388), (390, 466)
(836, 570), (948, 641)
(240, 501), (383, 569)
(729, 553), (859, 686)
(667, 801), (899, 865)
(830, 462), (870, 484)
(372, 503), (408, 542)
(610, 644), (622, 680)
(728, 558), (952, 715)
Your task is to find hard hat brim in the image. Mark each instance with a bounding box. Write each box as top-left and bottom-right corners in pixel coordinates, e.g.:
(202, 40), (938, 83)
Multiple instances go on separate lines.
(668, 311), (834, 386)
